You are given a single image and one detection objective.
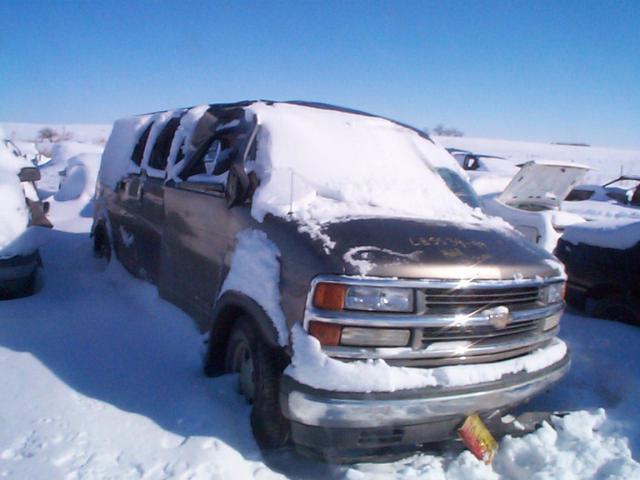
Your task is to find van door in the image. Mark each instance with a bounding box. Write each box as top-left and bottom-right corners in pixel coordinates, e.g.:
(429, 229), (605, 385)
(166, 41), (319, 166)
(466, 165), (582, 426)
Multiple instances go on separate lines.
(159, 108), (255, 329)
(110, 122), (152, 276)
(139, 115), (183, 283)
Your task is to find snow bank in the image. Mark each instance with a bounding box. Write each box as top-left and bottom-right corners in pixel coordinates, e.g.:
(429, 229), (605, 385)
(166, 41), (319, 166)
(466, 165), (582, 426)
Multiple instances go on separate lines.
(285, 325), (567, 393)
(54, 153), (102, 202)
(248, 103), (483, 228)
(49, 141), (104, 166)
(562, 218), (640, 250)
(219, 229), (288, 345)
(347, 410), (639, 479)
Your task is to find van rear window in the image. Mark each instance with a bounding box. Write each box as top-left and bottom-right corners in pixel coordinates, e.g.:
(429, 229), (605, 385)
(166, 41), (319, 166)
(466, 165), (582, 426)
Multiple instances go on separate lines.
(149, 117), (182, 171)
(131, 123), (152, 166)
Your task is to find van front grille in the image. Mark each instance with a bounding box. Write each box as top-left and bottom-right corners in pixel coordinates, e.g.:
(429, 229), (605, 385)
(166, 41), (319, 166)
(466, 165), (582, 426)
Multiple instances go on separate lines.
(421, 318), (541, 342)
(423, 285), (541, 313)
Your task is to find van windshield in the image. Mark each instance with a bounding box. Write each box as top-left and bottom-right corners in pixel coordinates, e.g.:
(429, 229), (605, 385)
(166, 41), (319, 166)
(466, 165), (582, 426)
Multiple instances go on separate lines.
(436, 167), (482, 210)
(248, 102), (481, 226)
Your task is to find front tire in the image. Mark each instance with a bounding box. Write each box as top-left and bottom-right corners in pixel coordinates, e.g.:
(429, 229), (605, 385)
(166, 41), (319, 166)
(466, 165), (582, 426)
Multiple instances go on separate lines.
(224, 316), (290, 448)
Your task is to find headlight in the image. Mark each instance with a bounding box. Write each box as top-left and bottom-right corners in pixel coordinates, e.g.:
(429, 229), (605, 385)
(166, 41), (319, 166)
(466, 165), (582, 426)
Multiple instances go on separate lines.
(345, 285), (414, 312)
(540, 282), (565, 305)
(313, 282), (414, 313)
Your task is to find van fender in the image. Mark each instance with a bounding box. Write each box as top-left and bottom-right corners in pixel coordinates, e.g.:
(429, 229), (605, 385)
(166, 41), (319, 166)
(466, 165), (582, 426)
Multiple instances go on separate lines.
(204, 290), (288, 376)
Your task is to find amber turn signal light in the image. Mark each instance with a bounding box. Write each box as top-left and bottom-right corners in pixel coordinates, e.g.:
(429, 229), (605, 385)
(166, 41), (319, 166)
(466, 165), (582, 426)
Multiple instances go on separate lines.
(313, 282), (346, 310)
(308, 320), (342, 347)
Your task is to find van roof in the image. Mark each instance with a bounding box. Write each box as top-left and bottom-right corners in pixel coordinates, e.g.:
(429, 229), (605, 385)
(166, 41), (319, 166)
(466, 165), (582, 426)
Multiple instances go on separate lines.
(138, 100), (435, 145)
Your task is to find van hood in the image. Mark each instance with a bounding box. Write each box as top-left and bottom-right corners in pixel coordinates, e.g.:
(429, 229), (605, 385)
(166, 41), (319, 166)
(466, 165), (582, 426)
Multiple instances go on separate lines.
(321, 217), (562, 280)
(499, 161), (590, 210)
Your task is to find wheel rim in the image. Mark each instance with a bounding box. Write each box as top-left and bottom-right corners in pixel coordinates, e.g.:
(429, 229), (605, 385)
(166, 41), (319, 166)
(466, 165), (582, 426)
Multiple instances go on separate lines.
(229, 337), (255, 402)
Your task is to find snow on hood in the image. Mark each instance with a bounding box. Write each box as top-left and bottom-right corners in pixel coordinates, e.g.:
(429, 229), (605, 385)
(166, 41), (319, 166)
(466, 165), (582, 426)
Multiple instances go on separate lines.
(247, 102), (484, 228)
(562, 218), (640, 250)
(499, 161), (590, 210)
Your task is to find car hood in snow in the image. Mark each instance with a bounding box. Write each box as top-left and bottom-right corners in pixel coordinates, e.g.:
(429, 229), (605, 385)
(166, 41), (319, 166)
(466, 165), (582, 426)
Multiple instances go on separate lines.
(499, 161), (590, 210)
(320, 217), (561, 280)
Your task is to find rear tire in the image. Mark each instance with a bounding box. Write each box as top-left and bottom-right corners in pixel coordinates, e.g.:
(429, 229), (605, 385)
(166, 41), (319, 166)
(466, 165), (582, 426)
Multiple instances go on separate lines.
(224, 316), (290, 449)
(93, 224), (111, 262)
(591, 295), (640, 325)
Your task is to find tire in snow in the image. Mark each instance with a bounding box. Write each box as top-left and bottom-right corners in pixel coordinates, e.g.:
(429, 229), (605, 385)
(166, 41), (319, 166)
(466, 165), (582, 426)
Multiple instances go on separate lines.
(224, 315), (290, 449)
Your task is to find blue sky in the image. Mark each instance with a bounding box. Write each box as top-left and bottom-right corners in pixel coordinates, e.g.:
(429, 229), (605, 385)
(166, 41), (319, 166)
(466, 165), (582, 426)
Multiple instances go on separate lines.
(1, 1), (638, 147)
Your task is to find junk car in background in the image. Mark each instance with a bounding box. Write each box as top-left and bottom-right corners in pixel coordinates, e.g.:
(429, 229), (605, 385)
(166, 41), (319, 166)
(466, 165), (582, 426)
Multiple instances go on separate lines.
(555, 219), (640, 325)
(0, 135), (52, 298)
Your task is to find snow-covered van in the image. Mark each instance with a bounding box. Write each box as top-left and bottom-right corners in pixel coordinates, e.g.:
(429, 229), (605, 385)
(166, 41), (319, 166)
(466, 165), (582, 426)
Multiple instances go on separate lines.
(93, 101), (570, 459)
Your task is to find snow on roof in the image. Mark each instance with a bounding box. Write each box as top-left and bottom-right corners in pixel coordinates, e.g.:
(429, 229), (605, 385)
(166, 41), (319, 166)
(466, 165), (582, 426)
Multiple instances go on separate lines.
(167, 105), (210, 181)
(247, 102), (482, 226)
(562, 218), (640, 250)
(98, 102), (505, 234)
(98, 115), (154, 189)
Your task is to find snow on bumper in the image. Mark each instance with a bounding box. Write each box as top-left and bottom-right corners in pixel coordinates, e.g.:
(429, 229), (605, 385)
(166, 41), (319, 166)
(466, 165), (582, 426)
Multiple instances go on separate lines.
(281, 339), (570, 429)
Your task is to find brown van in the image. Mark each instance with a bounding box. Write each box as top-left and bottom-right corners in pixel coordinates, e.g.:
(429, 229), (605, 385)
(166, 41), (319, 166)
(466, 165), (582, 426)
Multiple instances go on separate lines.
(93, 101), (569, 459)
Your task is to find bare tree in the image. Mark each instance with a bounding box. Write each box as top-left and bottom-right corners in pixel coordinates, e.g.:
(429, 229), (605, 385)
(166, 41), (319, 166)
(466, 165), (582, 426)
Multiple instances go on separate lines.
(37, 127), (59, 142)
(37, 127), (73, 142)
(432, 124), (464, 137)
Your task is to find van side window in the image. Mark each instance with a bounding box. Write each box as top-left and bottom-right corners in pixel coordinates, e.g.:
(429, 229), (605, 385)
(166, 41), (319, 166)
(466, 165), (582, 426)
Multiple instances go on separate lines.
(179, 111), (257, 182)
(131, 123), (153, 166)
(149, 117), (181, 172)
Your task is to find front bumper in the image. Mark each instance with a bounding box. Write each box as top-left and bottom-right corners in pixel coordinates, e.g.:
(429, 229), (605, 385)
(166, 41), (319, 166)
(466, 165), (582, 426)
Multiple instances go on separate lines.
(280, 348), (570, 456)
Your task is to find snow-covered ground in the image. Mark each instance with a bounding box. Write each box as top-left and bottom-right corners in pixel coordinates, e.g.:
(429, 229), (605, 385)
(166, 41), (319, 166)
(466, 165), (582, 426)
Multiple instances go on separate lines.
(1, 132), (639, 478)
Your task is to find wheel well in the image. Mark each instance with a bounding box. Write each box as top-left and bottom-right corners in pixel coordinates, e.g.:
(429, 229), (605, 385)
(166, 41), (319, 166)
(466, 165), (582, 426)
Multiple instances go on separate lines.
(204, 292), (285, 377)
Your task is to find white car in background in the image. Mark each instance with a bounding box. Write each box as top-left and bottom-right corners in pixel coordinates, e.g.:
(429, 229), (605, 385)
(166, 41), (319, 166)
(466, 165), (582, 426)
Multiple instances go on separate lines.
(447, 148), (519, 176)
(0, 136), (52, 298)
(562, 175), (640, 223)
(479, 161), (590, 252)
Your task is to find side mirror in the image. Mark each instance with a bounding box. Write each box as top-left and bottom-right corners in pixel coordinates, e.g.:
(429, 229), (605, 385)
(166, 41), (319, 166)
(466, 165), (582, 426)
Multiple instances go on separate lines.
(225, 162), (251, 207)
(18, 167), (41, 182)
